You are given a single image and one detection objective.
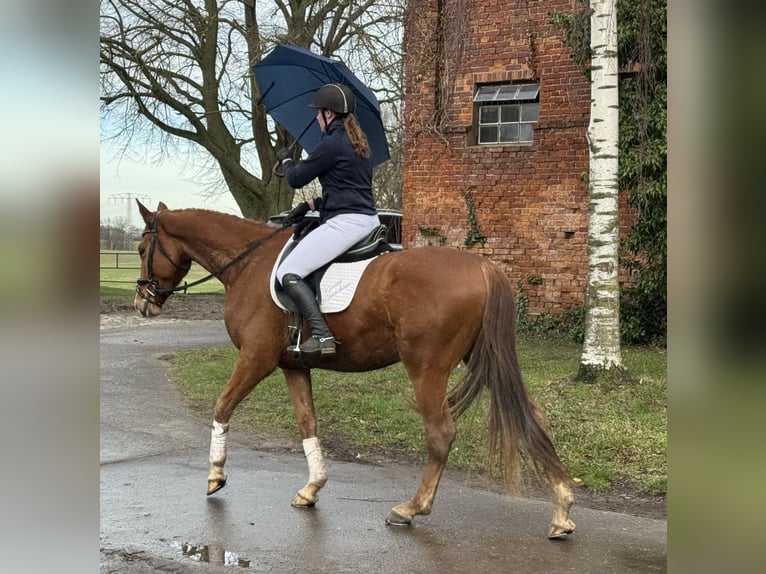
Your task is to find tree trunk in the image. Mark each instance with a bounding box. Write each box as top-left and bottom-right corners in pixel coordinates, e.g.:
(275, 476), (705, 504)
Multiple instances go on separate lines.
(220, 165), (294, 221)
(577, 0), (624, 381)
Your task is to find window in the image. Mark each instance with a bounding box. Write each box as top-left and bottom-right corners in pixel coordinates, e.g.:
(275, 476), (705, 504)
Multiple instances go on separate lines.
(474, 82), (540, 145)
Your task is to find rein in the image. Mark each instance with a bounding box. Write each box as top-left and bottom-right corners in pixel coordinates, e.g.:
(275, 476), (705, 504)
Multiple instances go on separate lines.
(136, 210), (285, 302)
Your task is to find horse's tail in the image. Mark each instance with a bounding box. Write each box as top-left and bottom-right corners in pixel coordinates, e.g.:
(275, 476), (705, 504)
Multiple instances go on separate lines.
(447, 262), (570, 493)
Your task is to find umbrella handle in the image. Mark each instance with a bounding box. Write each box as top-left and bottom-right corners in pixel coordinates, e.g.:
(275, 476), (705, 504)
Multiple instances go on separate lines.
(272, 143), (293, 178)
(272, 118), (314, 178)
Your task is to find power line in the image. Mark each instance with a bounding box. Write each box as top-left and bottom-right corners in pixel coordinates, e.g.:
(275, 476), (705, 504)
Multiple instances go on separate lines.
(108, 193), (151, 230)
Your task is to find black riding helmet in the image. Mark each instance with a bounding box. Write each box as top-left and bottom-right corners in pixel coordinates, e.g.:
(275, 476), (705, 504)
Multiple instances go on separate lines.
(309, 83), (356, 115)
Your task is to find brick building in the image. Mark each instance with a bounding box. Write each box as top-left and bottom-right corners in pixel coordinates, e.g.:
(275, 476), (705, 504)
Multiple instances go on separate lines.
(402, 0), (632, 315)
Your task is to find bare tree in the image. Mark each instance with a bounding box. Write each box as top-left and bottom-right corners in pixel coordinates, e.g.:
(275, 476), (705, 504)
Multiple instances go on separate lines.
(100, 217), (133, 250)
(100, 0), (404, 220)
(577, 0), (625, 381)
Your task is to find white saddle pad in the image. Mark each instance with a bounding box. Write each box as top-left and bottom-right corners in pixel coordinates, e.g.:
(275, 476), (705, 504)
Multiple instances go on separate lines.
(270, 239), (378, 314)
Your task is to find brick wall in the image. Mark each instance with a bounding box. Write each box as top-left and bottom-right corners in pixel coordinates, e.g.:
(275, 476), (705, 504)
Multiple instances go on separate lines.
(402, 0), (634, 315)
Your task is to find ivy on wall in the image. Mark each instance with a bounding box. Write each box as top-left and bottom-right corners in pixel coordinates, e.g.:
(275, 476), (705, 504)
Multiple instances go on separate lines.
(404, 0), (469, 139)
(461, 187), (486, 248)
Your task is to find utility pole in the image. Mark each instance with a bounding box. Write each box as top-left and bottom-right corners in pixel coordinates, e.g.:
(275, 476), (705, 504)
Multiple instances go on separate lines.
(108, 192), (150, 232)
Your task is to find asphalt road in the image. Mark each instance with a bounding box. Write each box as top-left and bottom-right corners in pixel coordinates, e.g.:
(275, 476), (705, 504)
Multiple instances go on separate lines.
(100, 318), (666, 573)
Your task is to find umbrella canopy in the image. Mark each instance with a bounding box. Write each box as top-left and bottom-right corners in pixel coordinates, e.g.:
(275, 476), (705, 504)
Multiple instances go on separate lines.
(253, 44), (390, 168)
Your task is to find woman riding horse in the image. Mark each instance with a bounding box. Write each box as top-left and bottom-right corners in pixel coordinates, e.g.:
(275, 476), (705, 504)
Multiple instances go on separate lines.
(275, 83), (381, 357)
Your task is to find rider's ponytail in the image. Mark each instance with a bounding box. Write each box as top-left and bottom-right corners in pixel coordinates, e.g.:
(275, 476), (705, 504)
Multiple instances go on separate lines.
(343, 114), (371, 159)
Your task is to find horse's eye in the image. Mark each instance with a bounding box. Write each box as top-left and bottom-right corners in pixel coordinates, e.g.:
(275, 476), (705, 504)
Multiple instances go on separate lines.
(138, 246), (146, 257)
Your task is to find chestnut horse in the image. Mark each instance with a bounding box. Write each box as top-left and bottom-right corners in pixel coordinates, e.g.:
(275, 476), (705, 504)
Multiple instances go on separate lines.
(134, 201), (575, 538)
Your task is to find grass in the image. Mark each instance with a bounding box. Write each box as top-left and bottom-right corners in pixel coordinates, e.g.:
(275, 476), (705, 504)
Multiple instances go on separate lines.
(100, 250), (224, 294)
(172, 339), (666, 496)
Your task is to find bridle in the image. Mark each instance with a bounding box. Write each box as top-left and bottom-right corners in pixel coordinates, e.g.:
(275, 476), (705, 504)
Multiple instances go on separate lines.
(135, 210), (192, 306)
(135, 210), (285, 307)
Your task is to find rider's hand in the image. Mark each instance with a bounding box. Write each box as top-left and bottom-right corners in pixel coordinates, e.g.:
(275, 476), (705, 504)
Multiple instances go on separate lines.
(283, 201), (310, 226)
(276, 147), (292, 163)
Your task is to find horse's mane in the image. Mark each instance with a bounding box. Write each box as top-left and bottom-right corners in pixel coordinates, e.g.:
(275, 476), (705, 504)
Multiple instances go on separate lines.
(174, 207), (249, 221)
(166, 207), (276, 243)
(172, 207), (271, 226)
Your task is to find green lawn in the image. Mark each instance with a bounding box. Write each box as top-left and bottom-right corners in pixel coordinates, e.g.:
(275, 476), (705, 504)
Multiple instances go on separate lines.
(100, 250), (224, 294)
(172, 340), (666, 496)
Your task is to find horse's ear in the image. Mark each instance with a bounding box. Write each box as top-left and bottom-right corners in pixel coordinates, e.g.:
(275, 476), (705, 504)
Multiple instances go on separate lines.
(136, 199), (153, 223)
(157, 201), (169, 211)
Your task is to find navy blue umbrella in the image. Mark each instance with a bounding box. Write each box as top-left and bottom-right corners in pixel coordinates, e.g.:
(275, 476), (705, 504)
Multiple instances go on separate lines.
(253, 44), (390, 168)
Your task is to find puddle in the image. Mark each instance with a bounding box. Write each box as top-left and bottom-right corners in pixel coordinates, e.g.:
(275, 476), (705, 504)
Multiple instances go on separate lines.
(175, 541), (252, 568)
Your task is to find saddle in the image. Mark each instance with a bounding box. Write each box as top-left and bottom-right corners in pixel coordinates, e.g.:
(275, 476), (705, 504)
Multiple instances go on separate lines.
(270, 223), (393, 316)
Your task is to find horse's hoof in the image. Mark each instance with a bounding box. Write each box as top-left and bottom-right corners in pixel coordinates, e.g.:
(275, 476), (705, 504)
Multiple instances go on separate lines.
(547, 522), (576, 539)
(207, 477), (227, 496)
(291, 492), (317, 508)
(385, 509), (412, 526)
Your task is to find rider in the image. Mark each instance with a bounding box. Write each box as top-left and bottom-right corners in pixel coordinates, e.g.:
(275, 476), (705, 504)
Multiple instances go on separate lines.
(275, 83), (380, 356)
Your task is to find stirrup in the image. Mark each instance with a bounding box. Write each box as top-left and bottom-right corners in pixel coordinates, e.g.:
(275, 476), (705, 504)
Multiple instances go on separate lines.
(292, 335), (336, 356)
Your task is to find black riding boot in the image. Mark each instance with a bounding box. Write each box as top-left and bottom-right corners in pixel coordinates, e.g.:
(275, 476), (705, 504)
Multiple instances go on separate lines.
(282, 273), (336, 356)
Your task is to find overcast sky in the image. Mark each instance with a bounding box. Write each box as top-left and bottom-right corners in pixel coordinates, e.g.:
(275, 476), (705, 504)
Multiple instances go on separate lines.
(99, 144), (242, 227)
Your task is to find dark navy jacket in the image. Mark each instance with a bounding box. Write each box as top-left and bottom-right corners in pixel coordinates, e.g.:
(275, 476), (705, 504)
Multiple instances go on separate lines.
(283, 120), (376, 223)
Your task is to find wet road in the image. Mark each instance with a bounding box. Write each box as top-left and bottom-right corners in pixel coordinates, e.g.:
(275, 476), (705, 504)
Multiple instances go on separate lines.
(100, 318), (666, 573)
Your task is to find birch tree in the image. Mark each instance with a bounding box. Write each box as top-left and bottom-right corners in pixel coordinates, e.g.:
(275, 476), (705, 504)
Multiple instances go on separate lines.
(577, 0), (626, 381)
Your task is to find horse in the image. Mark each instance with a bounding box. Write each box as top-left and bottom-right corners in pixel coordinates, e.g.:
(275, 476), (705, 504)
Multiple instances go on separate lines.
(133, 200), (576, 539)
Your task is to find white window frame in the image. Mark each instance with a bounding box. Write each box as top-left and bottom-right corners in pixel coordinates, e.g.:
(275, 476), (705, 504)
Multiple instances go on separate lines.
(474, 83), (540, 145)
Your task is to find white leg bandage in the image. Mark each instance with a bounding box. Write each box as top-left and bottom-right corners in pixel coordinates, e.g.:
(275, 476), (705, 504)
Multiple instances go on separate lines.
(303, 437), (327, 486)
(209, 420), (229, 465)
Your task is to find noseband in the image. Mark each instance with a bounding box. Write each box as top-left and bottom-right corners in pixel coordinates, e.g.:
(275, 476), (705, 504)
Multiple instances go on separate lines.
(135, 211), (192, 306)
